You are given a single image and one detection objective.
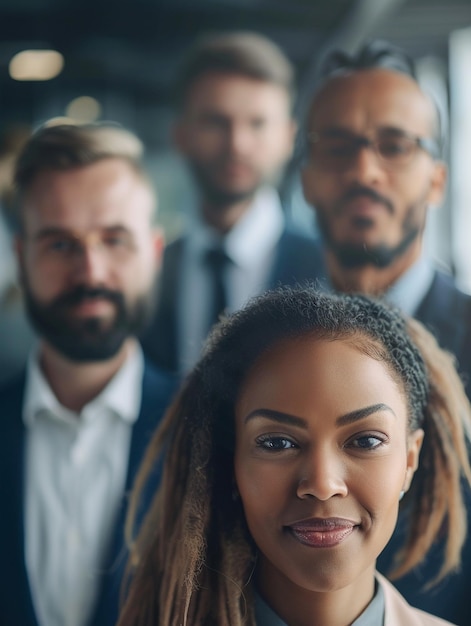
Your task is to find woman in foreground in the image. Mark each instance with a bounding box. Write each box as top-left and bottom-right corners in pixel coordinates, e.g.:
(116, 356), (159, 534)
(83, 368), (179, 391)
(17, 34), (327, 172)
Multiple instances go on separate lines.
(119, 288), (471, 626)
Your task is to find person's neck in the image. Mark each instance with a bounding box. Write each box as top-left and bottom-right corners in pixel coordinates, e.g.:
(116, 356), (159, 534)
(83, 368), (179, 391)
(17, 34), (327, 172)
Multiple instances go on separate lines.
(325, 240), (422, 296)
(257, 565), (375, 626)
(38, 339), (135, 413)
(201, 196), (254, 235)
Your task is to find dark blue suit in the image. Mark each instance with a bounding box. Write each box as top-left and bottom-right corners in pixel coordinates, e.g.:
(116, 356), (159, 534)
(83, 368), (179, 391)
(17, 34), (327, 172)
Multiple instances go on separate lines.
(377, 269), (471, 626)
(141, 228), (325, 372)
(0, 360), (177, 626)
(294, 242), (471, 393)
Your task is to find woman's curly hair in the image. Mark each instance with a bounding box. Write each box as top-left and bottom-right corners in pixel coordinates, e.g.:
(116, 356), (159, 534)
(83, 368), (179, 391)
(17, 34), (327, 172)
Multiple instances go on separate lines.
(118, 287), (471, 626)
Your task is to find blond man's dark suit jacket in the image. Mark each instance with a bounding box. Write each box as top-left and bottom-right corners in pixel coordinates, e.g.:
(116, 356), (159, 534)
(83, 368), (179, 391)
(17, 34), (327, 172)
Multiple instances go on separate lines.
(0, 360), (176, 626)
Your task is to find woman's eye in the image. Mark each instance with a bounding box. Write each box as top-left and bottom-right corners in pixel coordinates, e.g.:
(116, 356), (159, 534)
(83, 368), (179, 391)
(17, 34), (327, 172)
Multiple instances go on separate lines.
(349, 434), (385, 450)
(256, 436), (297, 451)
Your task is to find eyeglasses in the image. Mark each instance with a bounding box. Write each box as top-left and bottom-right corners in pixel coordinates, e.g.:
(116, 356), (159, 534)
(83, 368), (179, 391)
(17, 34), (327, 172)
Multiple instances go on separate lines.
(306, 129), (440, 169)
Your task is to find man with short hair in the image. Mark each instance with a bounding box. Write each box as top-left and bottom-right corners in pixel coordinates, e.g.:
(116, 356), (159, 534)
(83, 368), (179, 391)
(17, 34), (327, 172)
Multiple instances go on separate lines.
(301, 41), (471, 625)
(0, 123), (176, 626)
(142, 31), (322, 373)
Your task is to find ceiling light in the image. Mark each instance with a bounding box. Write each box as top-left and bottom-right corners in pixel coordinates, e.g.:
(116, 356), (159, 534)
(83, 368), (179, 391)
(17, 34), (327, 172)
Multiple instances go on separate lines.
(9, 49), (64, 81)
(66, 96), (102, 122)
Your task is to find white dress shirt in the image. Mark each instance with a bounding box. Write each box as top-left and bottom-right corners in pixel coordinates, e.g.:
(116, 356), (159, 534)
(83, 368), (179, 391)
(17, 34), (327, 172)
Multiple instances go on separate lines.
(385, 252), (435, 316)
(23, 342), (144, 626)
(179, 185), (285, 371)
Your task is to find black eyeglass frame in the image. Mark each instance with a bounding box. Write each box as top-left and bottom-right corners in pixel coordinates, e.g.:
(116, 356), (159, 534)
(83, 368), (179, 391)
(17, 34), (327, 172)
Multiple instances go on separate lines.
(306, 129), (442, 165)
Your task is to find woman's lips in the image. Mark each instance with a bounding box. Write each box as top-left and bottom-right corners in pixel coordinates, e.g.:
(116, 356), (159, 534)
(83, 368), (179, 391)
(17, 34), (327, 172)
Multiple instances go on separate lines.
(287, 518), (358, 548)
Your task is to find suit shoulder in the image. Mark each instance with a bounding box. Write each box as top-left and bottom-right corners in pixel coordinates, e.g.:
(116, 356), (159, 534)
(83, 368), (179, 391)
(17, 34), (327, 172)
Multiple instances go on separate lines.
(276, 229), (324, 262)
(417, 270), (471, 324)
(432, 270), (471, 300)
(0, 368), (26, 394)
(0, 371), (26, 426)
(162, 235), (186, 261)
(142, 359), (180, 400)
(270, 230), (326, 287)
(278, 227), (322, 248)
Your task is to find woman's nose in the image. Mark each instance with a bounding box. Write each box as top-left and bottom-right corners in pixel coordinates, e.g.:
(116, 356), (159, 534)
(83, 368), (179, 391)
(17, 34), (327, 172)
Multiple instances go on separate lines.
(296, 447), (348, 501)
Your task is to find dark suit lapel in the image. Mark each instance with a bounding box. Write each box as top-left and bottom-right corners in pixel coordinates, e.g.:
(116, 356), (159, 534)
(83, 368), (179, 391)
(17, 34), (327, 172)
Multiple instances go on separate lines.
(140, 238), (185, 373)
(268, 230), (327, 290)
(0, 363), (175, 626)
(90, 362), (177, 626)
(415, 271), (470, 357)
(124, 364), (167, 489)
(0, 373), (39, 626)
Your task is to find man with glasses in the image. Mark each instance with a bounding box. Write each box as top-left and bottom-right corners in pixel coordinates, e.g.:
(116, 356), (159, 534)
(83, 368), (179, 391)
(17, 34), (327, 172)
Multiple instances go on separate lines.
(301, 40), (471, 625)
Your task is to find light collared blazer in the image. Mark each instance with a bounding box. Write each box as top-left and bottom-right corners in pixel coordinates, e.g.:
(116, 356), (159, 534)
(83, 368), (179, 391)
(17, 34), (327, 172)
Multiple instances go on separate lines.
(379, 573), (457, 626)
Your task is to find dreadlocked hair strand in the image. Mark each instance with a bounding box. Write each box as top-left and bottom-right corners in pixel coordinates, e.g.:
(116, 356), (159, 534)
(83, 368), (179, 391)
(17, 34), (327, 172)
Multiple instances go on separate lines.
(389, 318), (471, 583)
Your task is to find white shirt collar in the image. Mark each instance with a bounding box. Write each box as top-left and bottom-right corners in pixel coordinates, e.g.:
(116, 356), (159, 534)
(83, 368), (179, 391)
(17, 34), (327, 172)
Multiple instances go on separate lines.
(319, 245), (435, 318)
(188, 186), (285, 269)
(385, 252), (435, 316)
(23, 341), (144, 428)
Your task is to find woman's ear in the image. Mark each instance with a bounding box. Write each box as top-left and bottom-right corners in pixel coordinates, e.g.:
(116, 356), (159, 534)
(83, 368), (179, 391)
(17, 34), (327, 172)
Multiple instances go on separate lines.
(402, 428), (425, 493)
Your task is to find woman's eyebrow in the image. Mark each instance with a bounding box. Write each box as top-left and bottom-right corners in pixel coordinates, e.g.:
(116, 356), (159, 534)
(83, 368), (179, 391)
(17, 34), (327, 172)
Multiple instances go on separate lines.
(244, 408), (307, 428)
(244, 403), (396, 428)
(336, 403), (396, 426)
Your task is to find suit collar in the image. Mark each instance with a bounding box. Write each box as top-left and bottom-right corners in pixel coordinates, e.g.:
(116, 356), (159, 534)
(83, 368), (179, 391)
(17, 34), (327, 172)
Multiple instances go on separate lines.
(415, 270), (471, 358)
(385, 254), (435, 316)
(188, 186), (284, 269)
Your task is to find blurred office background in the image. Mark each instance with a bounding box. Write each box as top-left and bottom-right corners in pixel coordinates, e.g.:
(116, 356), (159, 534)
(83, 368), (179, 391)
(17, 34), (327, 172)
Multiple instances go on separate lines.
(0, 0), (470, 288)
